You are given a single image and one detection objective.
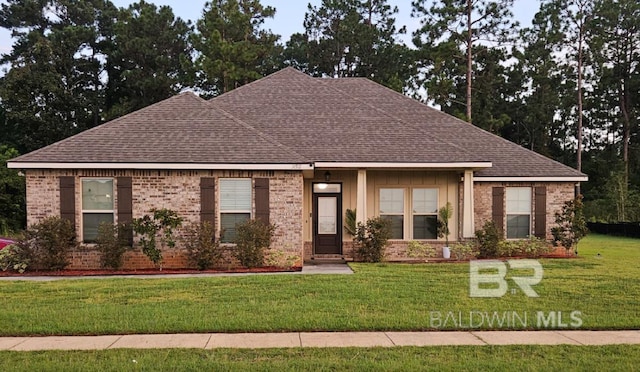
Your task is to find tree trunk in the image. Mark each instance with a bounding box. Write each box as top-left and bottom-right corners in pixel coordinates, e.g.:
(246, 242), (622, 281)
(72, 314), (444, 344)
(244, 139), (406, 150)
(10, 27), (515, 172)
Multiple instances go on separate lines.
(466, 0), (472, 123)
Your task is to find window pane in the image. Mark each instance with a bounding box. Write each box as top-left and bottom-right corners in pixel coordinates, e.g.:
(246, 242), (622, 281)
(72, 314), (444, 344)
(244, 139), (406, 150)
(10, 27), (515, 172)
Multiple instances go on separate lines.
(220, 179), (251, 211)
(82, 179), (113, 210)
(413, 215), (438, 239)
(507, 215), (530, 239)
(413, 189), (438, 214)
(380, 189), (404, 214)
(506, 187), (531, 214)
(317, 197), (337, 234)
(382, 215), (403, 239)
(83, 213), (114, 243)
(220, 213), (250, 243)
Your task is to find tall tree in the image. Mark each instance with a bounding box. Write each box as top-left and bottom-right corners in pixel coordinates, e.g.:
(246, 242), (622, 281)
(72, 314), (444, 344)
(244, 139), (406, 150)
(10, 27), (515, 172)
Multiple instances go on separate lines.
(105, 0), (193, 119)
(412, 0), (517, 123)
(0, 0), (117, 153)
(588, 0), (640, 219)
(504, 0), (567, 157)
(0, 146), (25, 233)
(295, 0), (414, 91)
(192, 0), (280, 97)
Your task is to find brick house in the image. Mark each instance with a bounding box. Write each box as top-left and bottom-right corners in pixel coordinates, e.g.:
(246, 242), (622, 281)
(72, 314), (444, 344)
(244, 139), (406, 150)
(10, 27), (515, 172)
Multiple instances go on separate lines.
(8, 68), (587, 269)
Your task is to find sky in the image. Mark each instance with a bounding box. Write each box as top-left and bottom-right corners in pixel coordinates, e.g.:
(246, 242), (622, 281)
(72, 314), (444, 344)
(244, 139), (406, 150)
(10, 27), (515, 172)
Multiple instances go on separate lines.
(0, 0), (537, 61)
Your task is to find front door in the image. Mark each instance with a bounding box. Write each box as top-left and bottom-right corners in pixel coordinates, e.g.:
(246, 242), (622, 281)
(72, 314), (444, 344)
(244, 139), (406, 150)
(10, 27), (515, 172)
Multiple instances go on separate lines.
(313, 183), (342, 255)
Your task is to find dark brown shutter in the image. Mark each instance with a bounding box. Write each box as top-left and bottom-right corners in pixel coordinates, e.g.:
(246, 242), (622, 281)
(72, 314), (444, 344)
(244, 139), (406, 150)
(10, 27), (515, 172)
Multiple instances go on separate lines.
(492, 187), (504, 237)
(117, 177), (133, 244)
(60, 176), (75, 227)
(534, 186), (547, 238)
(254, 178), (270, 224)
(200, 177), (216, 225)
(117, 177), (133, 224)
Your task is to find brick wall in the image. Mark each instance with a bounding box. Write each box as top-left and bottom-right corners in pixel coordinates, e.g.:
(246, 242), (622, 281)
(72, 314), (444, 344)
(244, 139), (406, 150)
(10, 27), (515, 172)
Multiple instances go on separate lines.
(474, 182), (575, 240)
(25, 169), (304, 270)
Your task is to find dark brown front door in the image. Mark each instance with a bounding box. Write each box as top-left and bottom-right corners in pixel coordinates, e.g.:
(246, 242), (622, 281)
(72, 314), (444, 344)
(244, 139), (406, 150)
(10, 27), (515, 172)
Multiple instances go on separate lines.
(313, 188), (342, 255)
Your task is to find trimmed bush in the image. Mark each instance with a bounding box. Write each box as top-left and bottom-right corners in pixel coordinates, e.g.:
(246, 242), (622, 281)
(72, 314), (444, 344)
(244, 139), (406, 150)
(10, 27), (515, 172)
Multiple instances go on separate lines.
(233, 219), (276, 268)
(475, 220), (501, 259)
(183, 222), (223, 270)
(264, 248), (299, 269)
(407, 240), (436, 260)
(450, 242), (476, 260)
(16, 216), (78, 271)
(354, 216), (392, 263)
(96, 222), (133, 270)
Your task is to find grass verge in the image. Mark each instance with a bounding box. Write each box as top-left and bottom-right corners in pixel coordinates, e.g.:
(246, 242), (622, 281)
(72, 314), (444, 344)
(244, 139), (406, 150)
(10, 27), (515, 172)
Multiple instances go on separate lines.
(1, 345), (639, 371)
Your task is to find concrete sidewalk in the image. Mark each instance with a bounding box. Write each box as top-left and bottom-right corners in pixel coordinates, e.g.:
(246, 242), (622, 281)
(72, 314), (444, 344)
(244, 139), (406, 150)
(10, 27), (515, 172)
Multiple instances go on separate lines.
(0, 264), (354, 281)
(1, 331), (639, 351)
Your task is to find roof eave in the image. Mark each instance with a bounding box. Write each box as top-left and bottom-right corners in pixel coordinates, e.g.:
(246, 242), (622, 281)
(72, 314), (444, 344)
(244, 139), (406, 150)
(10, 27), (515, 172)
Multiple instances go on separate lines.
(7, 162), (314, 171)
(314, 162), (492, 170)
(474, 176), (588, 182)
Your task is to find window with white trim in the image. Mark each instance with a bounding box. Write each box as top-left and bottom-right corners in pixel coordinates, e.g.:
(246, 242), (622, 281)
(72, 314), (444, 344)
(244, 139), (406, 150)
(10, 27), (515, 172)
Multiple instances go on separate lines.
(506, 187), (531, 239)
(219, 178), (252, 243)
(412, 188), (438, 239)
(380, 188), (404, 239)
(81, 179), (114, 243)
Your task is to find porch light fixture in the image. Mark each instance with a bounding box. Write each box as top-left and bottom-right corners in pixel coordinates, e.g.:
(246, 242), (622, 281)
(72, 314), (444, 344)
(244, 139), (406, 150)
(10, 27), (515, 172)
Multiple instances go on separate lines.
(324, 171), (331, 182)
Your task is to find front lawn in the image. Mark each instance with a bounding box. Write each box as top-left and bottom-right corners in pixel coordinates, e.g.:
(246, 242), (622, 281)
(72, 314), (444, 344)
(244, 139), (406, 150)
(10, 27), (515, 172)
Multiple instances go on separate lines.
(1, 346), (639, 371)
(0, 234), (638, 336)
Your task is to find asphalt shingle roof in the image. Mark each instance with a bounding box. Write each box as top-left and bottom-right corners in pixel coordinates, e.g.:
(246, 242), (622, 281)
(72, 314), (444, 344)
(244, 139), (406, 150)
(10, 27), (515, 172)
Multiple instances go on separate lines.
(11, 67), (586, 179)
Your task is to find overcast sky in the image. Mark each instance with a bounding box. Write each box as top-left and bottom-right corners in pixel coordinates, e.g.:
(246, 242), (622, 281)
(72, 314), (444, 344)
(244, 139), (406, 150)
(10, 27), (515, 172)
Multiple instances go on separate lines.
(0, 0), (537, 62)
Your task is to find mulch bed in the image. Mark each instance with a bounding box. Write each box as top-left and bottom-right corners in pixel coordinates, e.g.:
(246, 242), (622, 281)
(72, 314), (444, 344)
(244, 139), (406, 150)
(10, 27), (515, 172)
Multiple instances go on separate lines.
(0, 266), (303, 277)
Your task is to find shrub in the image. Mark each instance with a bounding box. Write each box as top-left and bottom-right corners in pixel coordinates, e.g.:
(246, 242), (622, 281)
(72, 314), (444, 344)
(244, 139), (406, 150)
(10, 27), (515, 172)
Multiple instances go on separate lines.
(552, 196), (588, 255)
(407, 240), (436, 260)
(183, 222), (223, 270)
(354, 216), (392, 263)
(265, 248), (299, 269)
(233, 219), (276, 268)
(16, 216), (78, 271)
(517, 236), (553, 258)
(96, 222), (133, 270)
(475, 220), (501, 259)
(0, 244), (29, 273)
(450, 242), (476, 260)
(132, 208), (183, 268)
(497, 240), (519, 257)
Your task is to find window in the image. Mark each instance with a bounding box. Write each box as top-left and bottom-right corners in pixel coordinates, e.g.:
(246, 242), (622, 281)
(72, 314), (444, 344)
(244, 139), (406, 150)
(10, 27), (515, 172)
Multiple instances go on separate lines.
(380, 188), (404, 239)
(506, 187), (531, 239)
(412, 188), (438, 239)
(82, 179), (114, 242)
(219, 178), (251, 243)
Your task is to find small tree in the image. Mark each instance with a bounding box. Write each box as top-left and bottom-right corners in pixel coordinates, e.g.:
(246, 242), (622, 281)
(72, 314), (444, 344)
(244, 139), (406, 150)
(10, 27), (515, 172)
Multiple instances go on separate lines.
(132, 208), (183, 269)
(183, 222), (223, 270)
(233, 219), (276, 268)
(552, 196), (588, 255)
(437, 202), (453, 246)
(354, 217), (392, 263)
(96, 222), (133, 270)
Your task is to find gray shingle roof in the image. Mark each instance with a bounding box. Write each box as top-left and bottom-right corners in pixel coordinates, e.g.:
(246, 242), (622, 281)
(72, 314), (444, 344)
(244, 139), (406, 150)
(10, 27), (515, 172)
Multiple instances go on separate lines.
(11, 92), (309, 164)
(11, 67), (586, 179)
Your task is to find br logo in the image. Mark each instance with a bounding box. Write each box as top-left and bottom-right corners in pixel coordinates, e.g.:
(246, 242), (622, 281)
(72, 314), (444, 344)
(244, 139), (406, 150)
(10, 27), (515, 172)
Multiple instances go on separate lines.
(469, 260), (544, 298)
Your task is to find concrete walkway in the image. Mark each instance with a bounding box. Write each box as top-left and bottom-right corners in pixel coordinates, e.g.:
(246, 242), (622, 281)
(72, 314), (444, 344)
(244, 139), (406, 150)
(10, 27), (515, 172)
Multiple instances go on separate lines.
(1, 331), (639, 351)
(0, 264), (354, 281)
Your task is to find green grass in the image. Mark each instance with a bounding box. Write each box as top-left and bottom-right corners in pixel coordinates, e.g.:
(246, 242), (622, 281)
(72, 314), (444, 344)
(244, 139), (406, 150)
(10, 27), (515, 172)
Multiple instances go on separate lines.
(1, 346), (639, 371)
(0, 234), (638, 336)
